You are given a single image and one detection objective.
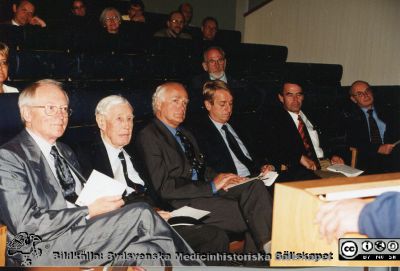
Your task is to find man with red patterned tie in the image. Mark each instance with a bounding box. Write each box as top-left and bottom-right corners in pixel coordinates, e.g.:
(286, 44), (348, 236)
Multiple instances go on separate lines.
(268, 81), (345, 179)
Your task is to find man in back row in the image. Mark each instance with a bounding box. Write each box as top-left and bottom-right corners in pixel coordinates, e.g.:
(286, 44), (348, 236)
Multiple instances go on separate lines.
(135, 82), (273, 253)
(3, 0), (46, 27)
(0, 79), (199, 266)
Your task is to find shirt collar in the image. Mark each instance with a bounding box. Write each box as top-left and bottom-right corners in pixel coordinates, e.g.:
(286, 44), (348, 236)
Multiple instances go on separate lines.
(26, 128), (54, 157)
(209, 116), (226, 130)
(361, 106), (375, 114)
(209, 72), (227, 83)
(159, 119), (179, 136)
(101, 136), (128, 162)
(11, 19), (20, 26)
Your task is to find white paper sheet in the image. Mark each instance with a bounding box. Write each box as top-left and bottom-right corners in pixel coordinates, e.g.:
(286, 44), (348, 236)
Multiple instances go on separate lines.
(170, 206), (210, 220)
(75, 170), (127, 206)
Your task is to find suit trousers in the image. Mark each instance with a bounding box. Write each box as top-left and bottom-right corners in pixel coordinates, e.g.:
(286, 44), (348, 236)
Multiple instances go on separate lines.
(70, 202), (202, 266)
(170, 180), (272, 252)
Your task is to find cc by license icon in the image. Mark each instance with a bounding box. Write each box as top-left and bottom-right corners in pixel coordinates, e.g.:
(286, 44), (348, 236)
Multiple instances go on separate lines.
(341, 241), (358, 258)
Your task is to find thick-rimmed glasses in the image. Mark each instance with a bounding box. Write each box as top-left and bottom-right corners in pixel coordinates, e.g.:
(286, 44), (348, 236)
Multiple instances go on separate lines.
(31, 105), (72, 116)
(352, 88), (372, 98)
(105, 16), (120, 22)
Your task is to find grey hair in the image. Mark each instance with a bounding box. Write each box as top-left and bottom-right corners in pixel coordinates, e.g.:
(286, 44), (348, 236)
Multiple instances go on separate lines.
(99, 7), (122, 25)
(95, 95), (132, 116)
(203, 46), (225, 62)
(152, 84), (168, 115)
(18, 79), (68, 124)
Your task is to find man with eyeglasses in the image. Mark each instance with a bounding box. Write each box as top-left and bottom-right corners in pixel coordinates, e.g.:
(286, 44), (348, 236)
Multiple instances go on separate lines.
(154, 11), (192, 39)
(345, 80), (400, 174)
(191, 47), (243, 91)
(0, 79), (202, 266)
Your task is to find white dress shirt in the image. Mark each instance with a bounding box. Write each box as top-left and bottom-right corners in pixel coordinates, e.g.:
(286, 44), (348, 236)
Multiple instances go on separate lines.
(26, 129), (83, 208)
(102, 138), (145, 195)
(210, 117), (252, 177)
(210, 73), (228, 84)
(2, 84), (19, 93)
(287, 111), (324, 159)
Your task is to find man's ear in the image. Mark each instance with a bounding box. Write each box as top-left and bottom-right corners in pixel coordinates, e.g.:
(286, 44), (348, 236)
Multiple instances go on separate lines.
(202, 62), (208, 72)
(350, 96), (357, 104)
(204, 100), (212, 111)
(12, 4), (17, 13)
(278, 93), (284, 103)
(96, 115), (106, 130)
(21, 106), (32, 125)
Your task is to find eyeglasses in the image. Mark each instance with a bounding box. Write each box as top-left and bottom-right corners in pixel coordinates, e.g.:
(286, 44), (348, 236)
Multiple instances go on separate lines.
(170, 19), (184, 25)
(72, 5), (85, 9)
(105, 16), (120, 22)
(31, 105), (72, 116)
(206, 58), (225, 65)
(352, 88), (372, 98)
(0, 59), (8, 67)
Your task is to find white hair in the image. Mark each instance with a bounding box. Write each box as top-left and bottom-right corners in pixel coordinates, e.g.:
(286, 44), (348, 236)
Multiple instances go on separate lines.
(152, 85), (168, 115)
(95, 95), (133, 117)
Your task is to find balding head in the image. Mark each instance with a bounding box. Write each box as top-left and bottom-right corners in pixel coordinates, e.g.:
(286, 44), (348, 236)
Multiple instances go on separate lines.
(349, 80), (374, 109)
(152, 82), (189, 128)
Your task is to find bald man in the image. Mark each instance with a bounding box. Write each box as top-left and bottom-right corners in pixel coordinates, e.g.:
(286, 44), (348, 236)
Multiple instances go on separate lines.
(345, 80), (400, 173)
(136, 82), (273, 255)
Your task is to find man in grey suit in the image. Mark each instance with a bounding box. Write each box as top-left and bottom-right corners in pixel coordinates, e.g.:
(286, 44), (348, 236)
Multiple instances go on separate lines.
(0, 79), (200, 266)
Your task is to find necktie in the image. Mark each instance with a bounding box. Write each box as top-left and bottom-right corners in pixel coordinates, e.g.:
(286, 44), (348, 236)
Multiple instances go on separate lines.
(367, 109), (382, 144)
(175, 129), (202, 179)
(50, 146), (78, 202)
(221, 124), (254, 171)
(118, 151), (145, 194)
(297, 116), (320, 168)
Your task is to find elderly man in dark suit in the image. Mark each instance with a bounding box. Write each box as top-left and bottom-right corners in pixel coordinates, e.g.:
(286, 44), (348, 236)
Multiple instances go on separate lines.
(0, 79), (200, 266)
(135, 82), (273, 254)
(345, 80), (400, 173)
(74, 95), (230, 260)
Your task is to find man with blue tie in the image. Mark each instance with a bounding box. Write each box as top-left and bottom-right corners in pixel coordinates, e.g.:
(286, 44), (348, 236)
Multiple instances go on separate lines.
(346, 80), (400, 174)
(0, 79), (200, 266)
(135, 82), (274, 254)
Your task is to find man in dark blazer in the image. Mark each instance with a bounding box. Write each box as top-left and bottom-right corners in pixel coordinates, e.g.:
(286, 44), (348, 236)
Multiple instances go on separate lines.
(3, 0), (46, 27)
(74, 95), (230, 259)
(345, 80), (400, 174)
(135, 82), (273, 254)
(268, 81), (345, 179)
(0, 79), (199, 266)
(191, 46), (243, 90)
(190, 80), (274, 177)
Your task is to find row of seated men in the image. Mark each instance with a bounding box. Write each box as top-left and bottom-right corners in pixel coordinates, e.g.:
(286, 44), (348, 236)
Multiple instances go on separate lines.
(0, 74), (399, 266)
(1, 0), (238, 52)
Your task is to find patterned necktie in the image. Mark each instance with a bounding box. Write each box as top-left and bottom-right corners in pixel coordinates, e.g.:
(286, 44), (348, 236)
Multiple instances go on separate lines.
(222, 124), (254, 171)
(297, 115), (320, 168)
(118, 151), (145, 194)
(50, 146), (78, 202)
(175, 129), (202, 179)
(367, 109), (382, 144)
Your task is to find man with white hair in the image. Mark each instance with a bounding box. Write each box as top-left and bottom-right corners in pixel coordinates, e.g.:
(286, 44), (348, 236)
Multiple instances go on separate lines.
(0, 80), (200, 266)
(136, 82), (273, 254)
(74, 95), (230, 260)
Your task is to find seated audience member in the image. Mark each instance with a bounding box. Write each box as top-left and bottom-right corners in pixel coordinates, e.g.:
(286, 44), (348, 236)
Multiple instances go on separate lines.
(96, 7), (130, 51)
(0, 79), (201, 266)
(316, 191), (400, 241)
(0, 42), (18, 93)
(71, 0), (86, 17)
(191, 47), (243, 90)
(127, 0), (145, 23)
(191, 80), (275, 177)
(154, 11), (192, 39)
(345, 80), (400, 174)
(178, 2), (193, 28)
(135, 82), (273, 254)
(269, 81), (346, 179)
(100, 7), (121, 34)
(6, 0), (46, 27)
(201, 17), (218, 41)
(74, 95), (230, 259)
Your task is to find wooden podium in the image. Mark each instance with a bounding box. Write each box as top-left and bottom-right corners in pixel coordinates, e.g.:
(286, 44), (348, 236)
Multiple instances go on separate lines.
(270, 172), (400, 267)
(0, 224), (6, 266)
